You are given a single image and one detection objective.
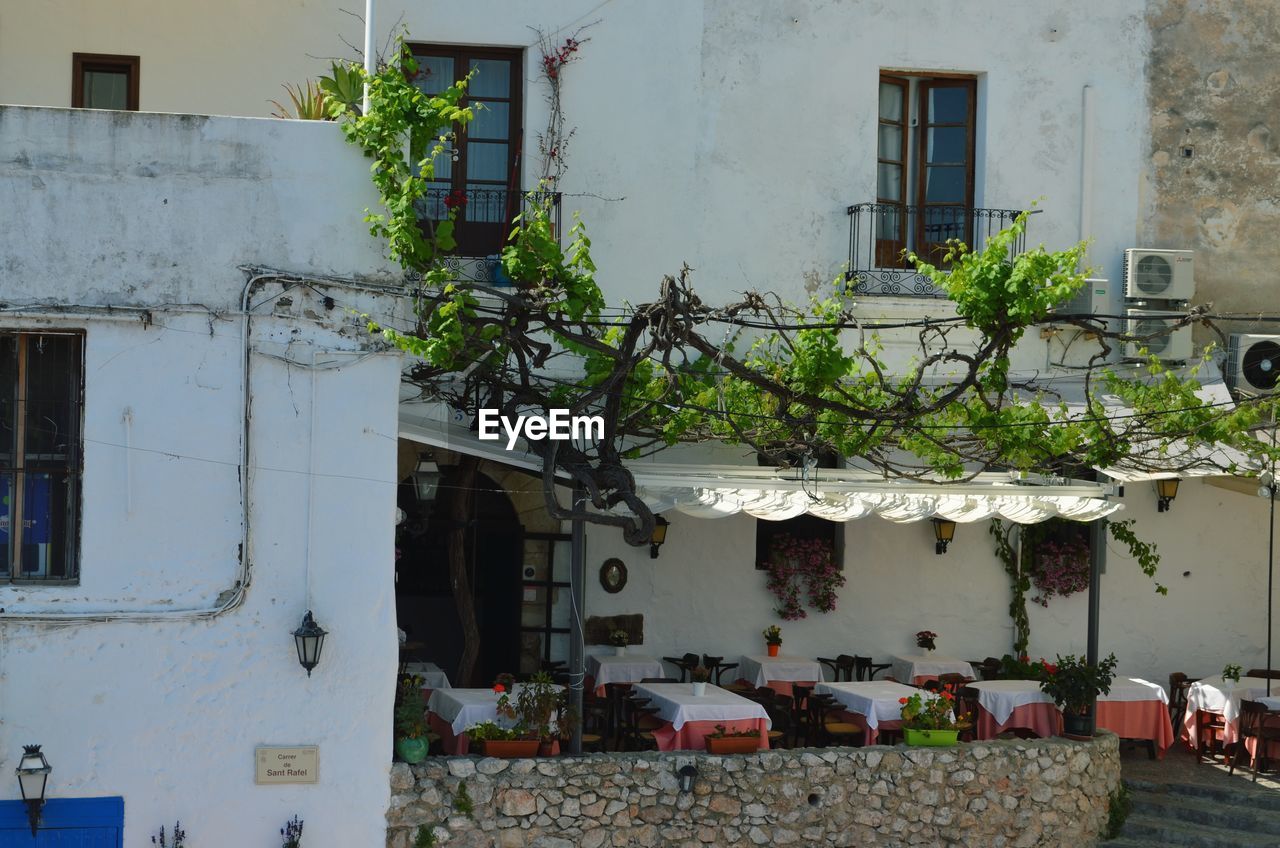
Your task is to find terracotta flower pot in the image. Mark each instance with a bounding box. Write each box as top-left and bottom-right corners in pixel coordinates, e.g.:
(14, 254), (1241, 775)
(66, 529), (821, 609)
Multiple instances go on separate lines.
(767, 644), (780, 657)
(479, 739), (540, 758)
(706, 735), (759, 754)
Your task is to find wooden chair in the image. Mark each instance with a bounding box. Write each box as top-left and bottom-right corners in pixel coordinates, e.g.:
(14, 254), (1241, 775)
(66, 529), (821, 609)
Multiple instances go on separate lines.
(817, 654), (856, 682)
(853, 655), (892, 681)
(620, 698), (663, 751)
(765, 701), (792, 749)
(790, 684), (814, 746)
(809, 693), (863, 748)
(661, 652), (701, 682)
(1194, 708), (1228, 764)
(955, 686), (981, 742)
(974, 657), (1003, 681)
(937, 673), (973, 697)
(603, 683), (633, 749)
(1167, 672), (1196, 729)
(702, 654), (739, 686)
(1230, 700), (1280, 780)
(1246, 668), (1280, 679)
(640, 677), (678, 683)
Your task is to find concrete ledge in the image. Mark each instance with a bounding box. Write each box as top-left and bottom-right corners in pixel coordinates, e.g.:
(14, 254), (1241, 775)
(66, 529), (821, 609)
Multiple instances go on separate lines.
(387, 732), (1120, 847)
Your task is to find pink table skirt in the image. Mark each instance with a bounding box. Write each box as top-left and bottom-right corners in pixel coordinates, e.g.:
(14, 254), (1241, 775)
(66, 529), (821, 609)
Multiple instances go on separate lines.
(1181, 709), (1236, 749)
(838, 710), (902, 746)
(976, 703), (1062, 740)
(429, 711), (470, 755)
(651, 718), (770, 752)
(734, 678), (816, 699)
(1095, 700), (1174, 757)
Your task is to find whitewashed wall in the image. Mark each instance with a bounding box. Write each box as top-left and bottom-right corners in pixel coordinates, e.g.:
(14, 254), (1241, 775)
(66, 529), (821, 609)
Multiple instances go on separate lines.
(0, 107), (402, 844)
(585, 476), (1278, 689)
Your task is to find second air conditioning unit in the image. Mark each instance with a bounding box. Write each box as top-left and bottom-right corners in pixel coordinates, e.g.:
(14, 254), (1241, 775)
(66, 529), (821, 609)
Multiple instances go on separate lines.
(1123, 310), (1193, 362)
(1227, 333), (1280, 396)
(1123, 248), (1194, 301)
(1053, 278), (1109, 316)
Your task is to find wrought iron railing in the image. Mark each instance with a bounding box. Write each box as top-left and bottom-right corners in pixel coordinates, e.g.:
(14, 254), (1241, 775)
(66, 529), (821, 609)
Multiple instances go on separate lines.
(845, 203), (1029, 297)
(415, 188), (561, 281)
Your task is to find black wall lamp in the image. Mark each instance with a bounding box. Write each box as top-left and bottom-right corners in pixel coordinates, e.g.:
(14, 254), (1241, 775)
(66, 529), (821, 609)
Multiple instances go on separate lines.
(1155, 478), (1180, 512)
(649, 515), (670, 559)
(15, 744), (50, 836)
(932, 518), (956, 555)
(293, 611), (327, 676)
(677, 763), (698, 793)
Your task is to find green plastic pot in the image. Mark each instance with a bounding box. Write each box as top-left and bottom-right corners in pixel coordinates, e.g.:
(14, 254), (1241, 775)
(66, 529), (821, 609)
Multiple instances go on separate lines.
(903, 728), (959, 747)
(395, 736), (429, 763)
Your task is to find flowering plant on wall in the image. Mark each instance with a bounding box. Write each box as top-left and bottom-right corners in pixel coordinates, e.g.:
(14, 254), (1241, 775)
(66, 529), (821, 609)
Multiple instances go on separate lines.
(1030, 538), (1091, 606)
(762, 533), (844, 620)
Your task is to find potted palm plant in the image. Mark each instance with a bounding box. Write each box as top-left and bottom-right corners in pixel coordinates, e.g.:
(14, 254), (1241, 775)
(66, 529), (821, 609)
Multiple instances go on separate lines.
(1038, 652), (1118, 739)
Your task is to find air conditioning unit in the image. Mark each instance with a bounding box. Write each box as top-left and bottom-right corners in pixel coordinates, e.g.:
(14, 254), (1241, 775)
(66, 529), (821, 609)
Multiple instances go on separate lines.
(1123, 310), (1194, 361)
(1227, 333), (1280, 395)
(1123, 249), (1194, 301)
(1052, 278), (1109, 316)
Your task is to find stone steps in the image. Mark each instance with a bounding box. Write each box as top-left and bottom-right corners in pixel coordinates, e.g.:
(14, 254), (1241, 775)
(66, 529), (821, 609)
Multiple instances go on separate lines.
(1114, 778), (1280, 847)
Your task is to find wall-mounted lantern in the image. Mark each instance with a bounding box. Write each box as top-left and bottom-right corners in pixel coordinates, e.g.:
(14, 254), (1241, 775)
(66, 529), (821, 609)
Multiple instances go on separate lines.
(1155, 478), (1180, 513)
(649, 515), (670, 559)
(932, 518), (956, 555)
(677, 764), (698, 793)
(15, 744), (51, 836)
(413, 454), (442, 504)
(293, 611), (327, 676)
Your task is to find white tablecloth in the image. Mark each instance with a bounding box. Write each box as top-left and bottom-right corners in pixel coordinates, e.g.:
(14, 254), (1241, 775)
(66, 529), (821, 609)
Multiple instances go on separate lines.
(1098, 677), (1169, 704)
(426, 684), (561, 736)
(1259, 696), (1280, 711)
(739, 655), (824, 687)
(631, 683), (770, 731)
(968, 680), (1054, 726)
(890, 654), (975, 683)
(404, 662), (452, 690)
(1186, 676), (1274, 727)
(585, 654), (666, 688)
(815, 681), (922, 732)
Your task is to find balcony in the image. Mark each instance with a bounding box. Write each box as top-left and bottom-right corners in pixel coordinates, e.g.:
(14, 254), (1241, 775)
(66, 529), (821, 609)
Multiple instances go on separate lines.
(845, 203), (1029, 297)
(415, 188), (561, 284)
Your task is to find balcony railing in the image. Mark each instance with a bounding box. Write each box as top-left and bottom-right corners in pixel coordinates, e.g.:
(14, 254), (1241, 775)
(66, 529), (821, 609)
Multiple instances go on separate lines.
(845, 203), (1029, 297)
(414, 188), (561, 283)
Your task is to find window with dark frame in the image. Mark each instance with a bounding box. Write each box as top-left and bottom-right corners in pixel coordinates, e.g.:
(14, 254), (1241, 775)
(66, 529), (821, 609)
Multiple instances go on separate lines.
(875, 73), (977, 267)
(0, 332), (83, 583)
(71, 53), (140, 111)
(519, 531), (572, 674)
(409, 44), (523, 257)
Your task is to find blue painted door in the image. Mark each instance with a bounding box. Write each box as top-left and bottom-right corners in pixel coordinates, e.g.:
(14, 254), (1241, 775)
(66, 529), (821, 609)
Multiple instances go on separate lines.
(0, 798), (123, 847)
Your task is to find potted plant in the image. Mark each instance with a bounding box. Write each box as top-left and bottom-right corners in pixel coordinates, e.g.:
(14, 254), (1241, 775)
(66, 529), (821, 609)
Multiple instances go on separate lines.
(497, 671), (578, 756)
(467, 721), (539, 758)
(1038, 652), (1118, 739)
(763, 625), (783, 657)
(690, 665), (711, 696)
(1222, 663), (1242, 684)
(394, 679), (430, 763)
(899, 690), (962, 746)
(915, 630), (938, 652)
(705, 724), (761, 754)
(610, 629), (630, 656)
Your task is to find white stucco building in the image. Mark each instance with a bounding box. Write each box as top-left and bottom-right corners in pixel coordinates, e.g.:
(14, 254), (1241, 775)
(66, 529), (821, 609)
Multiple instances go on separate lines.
(0, 1), (1276, 844)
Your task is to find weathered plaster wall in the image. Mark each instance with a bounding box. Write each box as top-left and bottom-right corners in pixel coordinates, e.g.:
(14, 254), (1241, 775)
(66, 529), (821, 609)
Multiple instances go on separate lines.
(387, 734), (1121, 847)
(0, 108), (403, 845)
(1144, 0), (1280, 321)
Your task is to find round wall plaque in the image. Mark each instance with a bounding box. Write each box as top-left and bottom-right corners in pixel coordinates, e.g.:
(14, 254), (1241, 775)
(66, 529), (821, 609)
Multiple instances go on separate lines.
(599, 558), (628, 593)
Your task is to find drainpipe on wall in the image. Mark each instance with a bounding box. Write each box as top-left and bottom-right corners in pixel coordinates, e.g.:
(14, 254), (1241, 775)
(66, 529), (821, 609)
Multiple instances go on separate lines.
(363, 0), (375, 114)
(567, 485), (586, 755)
(1079, 85), (1095, 254)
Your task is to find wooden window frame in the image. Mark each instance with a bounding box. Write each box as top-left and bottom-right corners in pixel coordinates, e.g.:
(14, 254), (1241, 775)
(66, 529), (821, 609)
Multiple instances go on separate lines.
(0, 331), (84, 584)
(407, 43), (523, 257)
(72, 53), (140, 111)
(915, 77), (977, 260)
(876, 75), (910, 268)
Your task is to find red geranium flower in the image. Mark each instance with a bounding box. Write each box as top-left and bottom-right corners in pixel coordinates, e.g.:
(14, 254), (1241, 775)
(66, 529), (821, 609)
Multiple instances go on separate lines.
(443, 189), (468, 210)
(898, 697), (909, 704)
(941, 691), (954, 700)
(492, 683), (506, 693)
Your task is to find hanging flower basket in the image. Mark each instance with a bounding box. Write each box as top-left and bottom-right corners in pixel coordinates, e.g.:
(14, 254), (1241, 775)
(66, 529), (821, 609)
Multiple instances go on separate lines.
(761, 534), (844, 620)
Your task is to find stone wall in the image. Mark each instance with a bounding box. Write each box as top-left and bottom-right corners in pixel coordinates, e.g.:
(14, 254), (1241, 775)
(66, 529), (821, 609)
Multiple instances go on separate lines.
(387, 733), (1120, 848)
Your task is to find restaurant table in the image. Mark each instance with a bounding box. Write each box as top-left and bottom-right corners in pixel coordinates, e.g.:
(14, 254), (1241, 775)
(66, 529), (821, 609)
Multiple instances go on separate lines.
(889, 654), (976, 686)
(969, 680), (1062, 739)
(1181, 675), (1275, 751)
(631, 682), (771, 751)
(1095, 677), (1174, 758)
(404, 661), (452, 691)
(585, 653), (666, 696)
(426, 685), (560, 755)
(815, 680), (922, 745)
(738, 654), (824, 697)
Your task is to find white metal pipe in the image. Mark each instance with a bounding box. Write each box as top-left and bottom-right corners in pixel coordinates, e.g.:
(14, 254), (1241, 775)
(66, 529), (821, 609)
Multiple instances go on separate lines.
(1079, 85), (1095, 252)
(363, 0), (375, 114)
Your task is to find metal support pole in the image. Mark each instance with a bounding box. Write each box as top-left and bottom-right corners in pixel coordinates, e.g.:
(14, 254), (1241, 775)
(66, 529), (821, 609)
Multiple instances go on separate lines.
(1268, 482), (1275, 697)
(1086, 518), (1106, 718)
(362, 0), (375, 114)
(568, 485), (586, 754)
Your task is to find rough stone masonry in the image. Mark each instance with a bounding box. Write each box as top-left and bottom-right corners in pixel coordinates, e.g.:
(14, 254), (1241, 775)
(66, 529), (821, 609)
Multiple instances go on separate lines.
(387, 732), (1120, 847)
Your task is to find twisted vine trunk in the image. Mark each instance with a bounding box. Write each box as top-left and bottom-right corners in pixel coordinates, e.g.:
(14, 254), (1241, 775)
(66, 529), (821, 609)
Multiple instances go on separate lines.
(450, 455), (481, 687)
